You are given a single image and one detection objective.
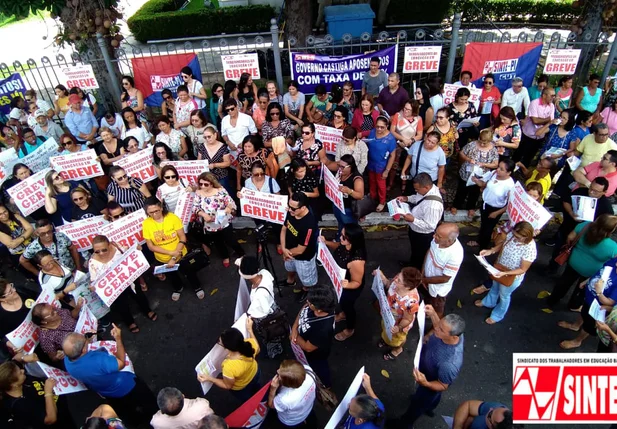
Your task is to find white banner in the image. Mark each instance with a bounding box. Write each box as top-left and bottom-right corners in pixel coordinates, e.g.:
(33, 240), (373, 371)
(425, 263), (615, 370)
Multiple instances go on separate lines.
(50, 149), (104, 180)
(314, 124), (343, 155)
(443, 84), (482, 109)
(403, 46), (442, 73)
(75, 305), (98, 339)
(56, 216), (108, 251)
(99, 210), (147, 247)
(113, 149), (156, 183)
(92, 246), (150, 306)
(87, 340), (135, 373)
(0, 148), (19, 185)
(291, 334), (309, 367)
(371, 269), (396, 342)
(160, 160), (209, 185)
(7, 167), (50, 216)
(239, 188), (288, 225)
(69, 273), (110, 320)
(414, 302), (425, 369)
(234, 277), (251, 322)
(544, 49), (581, 75)
(37, 362), (87, 395)
(57, 64), (99, 89)
(317, 240), (347, 301)
(506, 182), (552, 230)
(324, 367), (365, 429)
(21, 138), (59, 173)
(222, 53), (261, 81)
(322, 165), (345, 213)
(174, 191), (195, 232)
(6, 288), (58, 354)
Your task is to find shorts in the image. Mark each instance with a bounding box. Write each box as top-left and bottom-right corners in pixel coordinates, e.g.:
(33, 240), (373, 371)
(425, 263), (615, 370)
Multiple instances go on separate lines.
(419, 284), (447, 317)
(284, 255), (318, 287)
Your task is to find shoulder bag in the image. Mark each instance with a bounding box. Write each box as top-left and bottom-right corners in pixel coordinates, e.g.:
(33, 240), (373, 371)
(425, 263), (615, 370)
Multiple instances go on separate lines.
(305, 368), (339, 411)
(488, 237), (517, 286)
(554, 223), (591, 266)
(253, 287), (288, 342)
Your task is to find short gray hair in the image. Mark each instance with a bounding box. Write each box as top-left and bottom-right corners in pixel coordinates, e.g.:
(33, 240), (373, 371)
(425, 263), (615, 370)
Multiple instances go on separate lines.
(157, 387), (184, 416)
(443, 314), (466, 336)
(389, 72), (400, 81)
(62, 333), (86, 360)
(512, 77), (524, 85)
(412, 172), (433, 188)
(198, 415), (228, 429)
(595, 123), (609, 132)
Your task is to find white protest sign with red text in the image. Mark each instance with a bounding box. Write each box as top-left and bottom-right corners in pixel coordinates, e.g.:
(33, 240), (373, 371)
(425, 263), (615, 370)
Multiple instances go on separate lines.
(87, 341), (135, 373)
(0, 148), (18, 185)
(6, 288), (58, 354)
(443, 84), (482, 107)
(92, 246), (150, 306)
(113, 149), (156, 183)
(56, 216), (108, 251)
(50, 149), (104, 180)
(7, 168), (50, 216)
(317, 240), (347, 301)
(322, 165), (345, 213)
(315, 124), (343, 155)
(57, 64), (99, 89)
(222, 53), (261, 81)
(403, 46), (442, 73)
(99, 210), (147, 247)
(37, 362), (87, 395)
(544, 49), (581, 75)
(291, 335), (310, 367)
(239, 188), (288, 225)
(21, 139), (59, 173)
(70, 275), (110, 320)
(75, 305), (98, 338)
(324, 367), (365, 429)
(174, 191), (195, 232)
(507, 182), (552, 230)
(160, 160), (209, 185)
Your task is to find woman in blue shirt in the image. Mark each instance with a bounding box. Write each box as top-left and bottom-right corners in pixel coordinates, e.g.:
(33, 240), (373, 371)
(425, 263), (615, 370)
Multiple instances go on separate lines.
(343, 373), (385, 429)
(366, 116), (397, 212)
(536, 109), (577, 168)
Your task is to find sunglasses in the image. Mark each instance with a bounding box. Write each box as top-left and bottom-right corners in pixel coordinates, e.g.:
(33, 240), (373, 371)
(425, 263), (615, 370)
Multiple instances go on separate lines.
(115, 174), (128, 181)
(122, 82), (130, 86)
(485, 81), (494, 85)
(253, 172), (265, 177)
(270, 112), (280, 116)
(226, 107), (236, 113)
(164, 175), (177, 180)
(94, 248), (109, 254)
(111, 212), (126, 219)
(199, 182), (211, 187)
(62, 142), (73, 147)
(52, 175), (63, 181)
(302, 131), (311, 135)
(72, 197), (85, 202)
(288, 204), (300, 211)
(163, 96), (171, 101)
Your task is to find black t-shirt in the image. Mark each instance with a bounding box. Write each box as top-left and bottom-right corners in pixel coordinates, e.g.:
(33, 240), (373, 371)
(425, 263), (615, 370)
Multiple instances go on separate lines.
(0, 293), (33, 339)
(340, 173), (363, 209)
(71, 199), (105, 221)
(291, 175), (318, 194)
(563, 188), (614, 233)
(297, 306), (334, 360)
(284, 211), (318, 260)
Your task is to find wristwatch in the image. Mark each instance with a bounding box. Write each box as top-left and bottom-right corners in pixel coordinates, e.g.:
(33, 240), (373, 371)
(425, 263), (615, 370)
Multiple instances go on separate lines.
(171, 256), (177, 261)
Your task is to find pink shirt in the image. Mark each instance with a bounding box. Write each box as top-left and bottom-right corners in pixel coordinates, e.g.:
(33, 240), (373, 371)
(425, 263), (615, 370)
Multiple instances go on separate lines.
(150, 398), (213, 429)
(522, 98), (555, 140)
(601, 107), (617, 136)
(580, 161), (617, 197)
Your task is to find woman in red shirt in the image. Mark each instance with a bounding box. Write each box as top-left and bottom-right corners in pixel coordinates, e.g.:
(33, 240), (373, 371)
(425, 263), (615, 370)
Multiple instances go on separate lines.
(479, 73), (501, 130)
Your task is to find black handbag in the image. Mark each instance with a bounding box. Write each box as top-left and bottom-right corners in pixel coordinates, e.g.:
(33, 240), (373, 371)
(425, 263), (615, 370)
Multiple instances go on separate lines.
(179, 248), (210, 273)
(352, 194), (377, 218)
(254, 287), (289, 342)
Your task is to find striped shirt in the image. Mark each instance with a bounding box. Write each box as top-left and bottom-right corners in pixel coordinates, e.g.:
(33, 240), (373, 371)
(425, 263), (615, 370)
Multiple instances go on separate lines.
(107, 177), (145, 213)
(407, 185), (444, 234)
(423, 239), (464, 297)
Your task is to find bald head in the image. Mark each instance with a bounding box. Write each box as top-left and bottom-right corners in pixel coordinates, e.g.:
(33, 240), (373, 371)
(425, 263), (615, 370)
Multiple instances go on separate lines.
(434, 223), (459, 247)
(63, 333), (86, 360)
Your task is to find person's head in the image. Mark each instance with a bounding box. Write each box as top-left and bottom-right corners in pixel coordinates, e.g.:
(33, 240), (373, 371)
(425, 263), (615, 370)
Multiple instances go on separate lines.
(203, 125), (219, 145)
(21, 128), (37, 146)
(121, 107), (139, 128)
(107, 201), (126, 221)
(35, 109), (49, 125)
(424, 131), (440, 150)
(559, 75), (573, 89)
(433, 223), (459, 248)
(32, 249), (59, 273)
(83, 417), (110, 429)
(601, 150), (617, 170)
(360, 93), (374, 113)
(180, 66), (194, 82)
(402, 99), (419, 118)
(332, 105), (349, 124)
(369, 56), (381, 73)
(223, 97), (238, 117)
(277, 360), (306, 388)
(0, 361), (25, 392)
(394, 266), (423, 292)
(329, 83), (343, 104)
(412, 173), (434, 195)
(266, 81), (279, 97)
(301, 123), (316, 141)
(478, 128), (493, 147)
(434, 313), (465, 343)
(238, 72), (253, 91)
(342, 126), (358, 146)
(594, 123), (610, 142)
(536, 157), (554, 176)
(483, 73), (495, 89)
(177, 85), (190, 102)
(494, 105), (517, 126)
(460, 70), (473, 86)
(340, 223), (366, 260)
(238, 255), (260, 280)
(68, 87), (87, 101)
(198, 415), (228, 429)
(454, 87), (471, 103)
(153, 142), (173, 164)
(62, 332), (87, 360)
(161, 165), (180, 185)
(31, 302), (60, 327)
(496, 158), (515, 180)
(143, 197), (168, 221)
(416, 85), (430, 103)
(241, 134), (263, 155)
(71, 187), (91, 208)
(190, 109), (208, 128)
(157, 387), (185, 416)
(512, 221), (535, 244)
(161, 88), (174, 104)
(250, 161), (266, 181)
(109, 166), (129, 185)
(586, 214), (617, 246)
(54, 84), (69, 98)
(68, 94), (82, 109)
(99, 126), (115, 142)
(375, 116), (389, 134)
(211, 83), (223, 101)
(558, 108), (576, 131)
(307, 283), (337, 314)
(124, 136), (140, 153)
(338, 153), (358, 176)
(589, 176), (609, 198)
(0, 205), (17, 229)
(349, 394), (384, 426)
(511, 77), (524, 93)
(575, 110), (594, 128)
(589, 73), (601, 89)
(435, 106), (450, 125)
(387, 72), (400, 89)
(342, 81), (354, 96)
(0, 279), (16, 303)
(12, 163), (32, 181)
(525, 181), (544, 202)
(541, 86), (556, 104)
(156, 115), (172, 134)
(121, 75), (135, 90)
(288, 191), (309, 218)
(219, 327), (255, 357)
(197, 172), (222, 191)
(45, 170), (65, 195)
(35, 219), (54, 244)
(255, 91), (269, 111)
(315, 84), (328, 102)
(290, 158), (309, 180)
(266, 102), (283, 122)
(91, 235), (112, 259)
(485, 407), (513, 429)
(536, 74), (549, 91)
(287, 80), (299, 95)
(223, 80), (238, 101)
(27, 102), (38, 114)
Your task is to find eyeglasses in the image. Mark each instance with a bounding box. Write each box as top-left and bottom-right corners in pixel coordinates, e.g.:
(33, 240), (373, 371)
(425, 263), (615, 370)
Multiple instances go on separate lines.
(205, 135), (214, 139)
(62, 140), (73, 146)
(38, 230), (53, 236)
(147, 209), (162, 216)
(597, 133), (610, 137)
(270, 112), (280, 116)
(163, 96), (171, 101)
(164, 175), (178, 180)
(0, 211), (8, 216)
(226, 107), (236, 113)
(52, 175), (63, 181)
(302, 131), (311, 135)
(253, 172), (265, 177)
(288, 204), (300, 211)
(110, 212), (126, 219)
(122, 82), (130, 86)
(485, 81), (493, 85)
(25, 98), (32, 102)
(436, 116), (447, 120)
(0, 284), (15, 299)
(339, 164), (350, 169)
(199, 182), (211, 187)
(72, 197), (85, 202)
(334, 114), (344, 119)
(94, 248), (109, 254)
(115, 174), (128, 181)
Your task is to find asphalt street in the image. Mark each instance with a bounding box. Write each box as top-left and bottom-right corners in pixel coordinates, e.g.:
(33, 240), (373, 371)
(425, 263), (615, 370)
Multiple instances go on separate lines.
(4, 223), (609, 428)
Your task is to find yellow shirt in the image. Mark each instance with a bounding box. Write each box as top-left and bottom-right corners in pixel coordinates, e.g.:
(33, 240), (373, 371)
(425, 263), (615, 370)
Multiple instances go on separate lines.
(525, 170), (552, 204)
(142, 213), (187, 263)
(221, 337), (259, 390)
(577, 135), (617, 167)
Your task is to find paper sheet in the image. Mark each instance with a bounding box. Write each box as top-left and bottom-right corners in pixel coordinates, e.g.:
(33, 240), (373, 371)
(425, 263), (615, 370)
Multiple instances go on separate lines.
(475, 255), (501, 276)
(457, 116), (481, 128)
(566, 156), (581, 171)
(571, 195), (597, 222)
(387, 198), (411, 217)
(153, 264), (180, 274)
(601, 266), (613, 282)
(589, 299), (606, 323)
(414, 302), (426, 369)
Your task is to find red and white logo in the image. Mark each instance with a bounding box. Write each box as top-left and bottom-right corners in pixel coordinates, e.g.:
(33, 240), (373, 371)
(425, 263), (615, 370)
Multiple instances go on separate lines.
(513, 353), (617, 424)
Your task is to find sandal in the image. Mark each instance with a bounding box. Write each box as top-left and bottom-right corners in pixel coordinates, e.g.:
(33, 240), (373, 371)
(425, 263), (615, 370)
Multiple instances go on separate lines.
(156, 274), (166, 281)
(378, 339), (388, 348)
(559, 339), (582, 350)
(172, 288), (183, 301)
(376, 204), (385, 212)
(129, 323), (140, 333)
(557, 321), (580, 332)
(383, 350), (401, 361)
(472, 285), (489, 295)
(147, 311), (158, 321)
(196, 289), (205, 300)
(335, 330), (354, 341)
(474, 299), (484, 308)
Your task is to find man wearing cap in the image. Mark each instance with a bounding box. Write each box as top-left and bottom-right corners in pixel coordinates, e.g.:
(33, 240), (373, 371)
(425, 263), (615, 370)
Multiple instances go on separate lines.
(33, 109), (64, 142)
(7, 108), (23, 131)
(65, 93), (98, 145)
(25, 89), (54, 119)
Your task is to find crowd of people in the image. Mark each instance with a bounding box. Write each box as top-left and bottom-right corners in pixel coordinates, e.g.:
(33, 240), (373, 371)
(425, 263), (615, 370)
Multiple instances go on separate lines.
(0, 60), (617, 429)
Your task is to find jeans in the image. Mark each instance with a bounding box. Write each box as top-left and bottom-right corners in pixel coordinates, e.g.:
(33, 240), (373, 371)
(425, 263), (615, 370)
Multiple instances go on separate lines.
(482, 276), (524, 322)
(333, 206), (356, 238)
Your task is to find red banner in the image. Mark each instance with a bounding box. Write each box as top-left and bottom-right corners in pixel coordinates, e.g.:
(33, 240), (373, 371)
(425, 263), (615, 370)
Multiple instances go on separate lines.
(56, 216), (108, 251)
(99, 210), (147, 248)
(113, 149), (156, 183)
(50, 149), (104, 180)
(7, 168), (50, 216)
(225, 381), (271, 428)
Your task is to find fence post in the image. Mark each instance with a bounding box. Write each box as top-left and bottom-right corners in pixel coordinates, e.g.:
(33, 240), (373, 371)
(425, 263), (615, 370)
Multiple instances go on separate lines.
(446, 12), (462, 84)
(601, 37), (617, 84)
(270, 18), (284, 90)
(96, 33), (121, 104)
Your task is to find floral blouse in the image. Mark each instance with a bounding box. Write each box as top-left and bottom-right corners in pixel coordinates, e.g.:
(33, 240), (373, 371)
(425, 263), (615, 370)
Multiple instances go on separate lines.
(493, 123), (522, 157)
(237, 148), (268, 179)
(447, 102), (477, 125)
(191, 188), (236, 232)
(458, 141), (499, 181)
(156, 129), (185, 159)
(262, 119), (295, 143)
(434, 122), (458, 158)
(292, 139), (324, 169)
(386, 282), (420, 333)
(174, 99), (198, 130)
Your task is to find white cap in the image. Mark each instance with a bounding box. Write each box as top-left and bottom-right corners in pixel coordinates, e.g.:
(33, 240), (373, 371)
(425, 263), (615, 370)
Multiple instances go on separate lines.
(8, 108), (21, 120)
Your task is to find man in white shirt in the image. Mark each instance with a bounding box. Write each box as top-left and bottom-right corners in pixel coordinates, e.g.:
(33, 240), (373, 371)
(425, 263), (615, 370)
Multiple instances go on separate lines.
(500, 77), (531, 118)
(100, 111), (125, 138)
(151, 387), (213, 429)
(421, 223), (464, 319)
(396, 173), (444, 269)
(220, 98), (257, 151)
(453, 70), (476, 89)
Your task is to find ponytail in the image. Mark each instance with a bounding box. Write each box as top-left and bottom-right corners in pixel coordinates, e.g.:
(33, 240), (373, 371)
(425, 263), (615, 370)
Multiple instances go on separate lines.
(239, 340), (255, 358)
(219, 327), (255, 358)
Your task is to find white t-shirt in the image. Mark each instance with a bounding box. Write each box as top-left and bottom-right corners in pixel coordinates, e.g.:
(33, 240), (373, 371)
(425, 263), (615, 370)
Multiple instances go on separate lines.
(156, 181), (188, 213)
(221, 112), (257, 147)
(482, 172), (514, 208)
(453, 81), (477, 89)
(247, 270), (275, 319)
(100, 113), (125, 138)
(189, 80), (206, 109)
(36, 99), (53, 113)
(122, 126), (152, 149)
(273, 365), (316, 426)
(245, 176), (280, 194)
(423, 239), (464, 297)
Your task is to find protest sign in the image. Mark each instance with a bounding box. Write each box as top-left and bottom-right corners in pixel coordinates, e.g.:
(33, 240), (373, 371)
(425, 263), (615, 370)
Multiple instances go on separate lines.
(225, 381), (271, 429)
(290, 46), (397, 94)
(153, 264), (179, 275)
(92, 246), (150, 306)
(322, 165), (345, 212)
(113, 149), (156, 183)
(6, 288), (58, 354)
(234, 277), (251, 322)
(196, 313), (249, 394)
(56, 216), (108, 251)
(443, 84), (482, 109)
(0, 73), (26, 115)
(87, 341), (135, 373)
(571, 195), (597, 222)
(0, 148), (19, 185)
(506, 182), (552, 230)
(50, 149), (103, 180)
(414, 302), (426, 369)
(371, 268), (396, 342)
(174, 191), (195, 232)
(222, 53), (261, 81)
(403, 46), (442, 73)
(239, 188), (288, 225)
(21, 138), (59, 173)
(57, 64), (99, 89)
(99, 210), (147, 247)
(7, 167), (50, 216)
(315, 124), (343, 155)
(75, 305), (98, 338)
(544, 49), (581, 75)
(291, 335), (309, 367)
(317, 240), (347, 301)
(160, 160), (209, 185)
(37, 362), (87, 395)
(70, 274), (110, 320)
(324, 367), (365, 429)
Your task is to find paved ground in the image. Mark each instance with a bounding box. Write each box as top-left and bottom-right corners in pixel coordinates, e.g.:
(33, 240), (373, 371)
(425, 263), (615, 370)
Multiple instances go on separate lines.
(6, 223), (604, 428)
